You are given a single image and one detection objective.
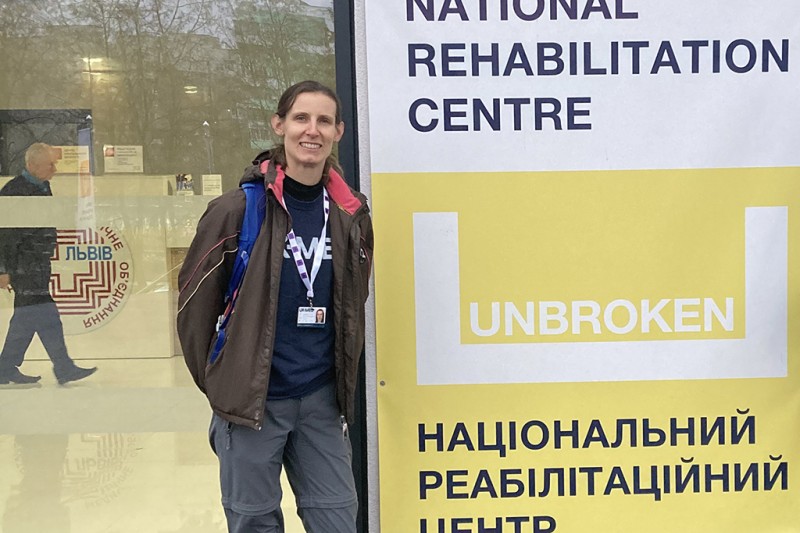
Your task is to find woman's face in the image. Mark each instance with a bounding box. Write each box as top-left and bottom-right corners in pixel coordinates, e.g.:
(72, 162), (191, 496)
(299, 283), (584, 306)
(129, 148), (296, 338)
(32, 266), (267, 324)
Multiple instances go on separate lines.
(271, 91), (344, 176)
(316, 309), (325, 322)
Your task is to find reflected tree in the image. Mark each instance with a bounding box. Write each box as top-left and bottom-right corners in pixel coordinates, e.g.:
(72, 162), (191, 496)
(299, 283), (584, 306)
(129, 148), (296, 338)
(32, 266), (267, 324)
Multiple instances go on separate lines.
(0, 0), (336, 190)
(231, 0), (335, 156)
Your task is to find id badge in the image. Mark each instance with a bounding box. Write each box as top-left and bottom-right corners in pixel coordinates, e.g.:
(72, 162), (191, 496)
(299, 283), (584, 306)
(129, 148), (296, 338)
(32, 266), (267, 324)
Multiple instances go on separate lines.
(297, 306), (326, 328)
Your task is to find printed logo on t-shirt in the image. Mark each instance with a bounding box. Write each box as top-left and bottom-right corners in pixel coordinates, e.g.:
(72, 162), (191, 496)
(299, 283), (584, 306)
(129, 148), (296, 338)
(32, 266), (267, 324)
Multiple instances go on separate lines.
(283, 236), (332, 260)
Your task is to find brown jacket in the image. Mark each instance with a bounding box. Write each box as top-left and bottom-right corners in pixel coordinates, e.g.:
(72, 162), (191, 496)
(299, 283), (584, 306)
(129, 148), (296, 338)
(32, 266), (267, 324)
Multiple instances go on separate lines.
(177, 159), (373, 429)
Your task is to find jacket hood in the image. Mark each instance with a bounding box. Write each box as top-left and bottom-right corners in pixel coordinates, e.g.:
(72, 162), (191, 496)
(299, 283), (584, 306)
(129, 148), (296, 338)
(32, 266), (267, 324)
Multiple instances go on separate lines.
(238, 150), (272, 187)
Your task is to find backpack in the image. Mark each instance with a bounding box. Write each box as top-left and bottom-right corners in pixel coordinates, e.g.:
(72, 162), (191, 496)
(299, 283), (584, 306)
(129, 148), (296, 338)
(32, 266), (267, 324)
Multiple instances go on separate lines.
(208, 180), (267, 364)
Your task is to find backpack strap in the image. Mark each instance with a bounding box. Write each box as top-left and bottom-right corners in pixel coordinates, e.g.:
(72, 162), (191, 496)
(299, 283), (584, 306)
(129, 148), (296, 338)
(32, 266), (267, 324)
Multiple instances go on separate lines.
(209, 180), (266, 364)
(224, 181), (266, 301)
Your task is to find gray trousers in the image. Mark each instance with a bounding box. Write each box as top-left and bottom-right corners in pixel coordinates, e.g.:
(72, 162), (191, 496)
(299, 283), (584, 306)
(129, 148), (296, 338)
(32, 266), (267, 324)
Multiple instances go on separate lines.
(210, 382), (358, 533)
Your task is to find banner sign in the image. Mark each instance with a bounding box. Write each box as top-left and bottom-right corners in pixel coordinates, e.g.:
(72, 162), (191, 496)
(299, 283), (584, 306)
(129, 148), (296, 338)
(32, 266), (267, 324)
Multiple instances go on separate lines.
(53, 145), (89, 174)
(76, 128), (96, 229)
(364, 1), (800, 532)
(103, 145), (144, 173)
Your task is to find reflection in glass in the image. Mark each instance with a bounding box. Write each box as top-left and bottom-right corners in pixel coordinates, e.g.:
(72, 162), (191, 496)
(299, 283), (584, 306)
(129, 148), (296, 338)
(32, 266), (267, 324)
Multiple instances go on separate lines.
(0, 0), (335, 191)
(0, 1), (336, 531)
(3, 434), (70, 532)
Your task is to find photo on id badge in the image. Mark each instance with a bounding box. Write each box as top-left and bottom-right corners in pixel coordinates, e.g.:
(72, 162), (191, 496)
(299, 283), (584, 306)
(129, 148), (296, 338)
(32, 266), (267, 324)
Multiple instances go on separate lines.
(298, 306), (326, 328)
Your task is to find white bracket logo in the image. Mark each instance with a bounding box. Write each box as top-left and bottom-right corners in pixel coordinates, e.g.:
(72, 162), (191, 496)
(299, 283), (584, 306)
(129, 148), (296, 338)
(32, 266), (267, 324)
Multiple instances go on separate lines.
(414, 207), (787, 385)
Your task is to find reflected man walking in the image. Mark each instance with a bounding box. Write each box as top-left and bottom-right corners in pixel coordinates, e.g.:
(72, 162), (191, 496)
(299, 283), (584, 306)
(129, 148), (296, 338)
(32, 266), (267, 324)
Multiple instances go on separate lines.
(0, 143), (96, 385)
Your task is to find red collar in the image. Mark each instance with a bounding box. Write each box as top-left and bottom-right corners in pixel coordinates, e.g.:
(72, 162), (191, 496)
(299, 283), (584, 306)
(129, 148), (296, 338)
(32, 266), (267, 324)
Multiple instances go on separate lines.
(259, 160), (362, 215)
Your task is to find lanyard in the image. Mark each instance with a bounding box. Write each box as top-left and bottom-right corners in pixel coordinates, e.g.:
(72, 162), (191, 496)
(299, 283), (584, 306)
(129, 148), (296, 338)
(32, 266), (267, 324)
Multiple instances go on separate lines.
(284, 188), (330, 305)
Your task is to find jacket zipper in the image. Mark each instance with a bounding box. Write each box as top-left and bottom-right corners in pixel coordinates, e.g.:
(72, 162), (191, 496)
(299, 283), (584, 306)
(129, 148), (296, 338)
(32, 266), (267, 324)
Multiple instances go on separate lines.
(254, 193), (288, 431)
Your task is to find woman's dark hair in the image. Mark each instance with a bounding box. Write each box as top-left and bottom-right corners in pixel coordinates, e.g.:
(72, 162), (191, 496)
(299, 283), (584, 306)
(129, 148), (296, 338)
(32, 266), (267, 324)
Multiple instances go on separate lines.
(270, 80), (344, 178)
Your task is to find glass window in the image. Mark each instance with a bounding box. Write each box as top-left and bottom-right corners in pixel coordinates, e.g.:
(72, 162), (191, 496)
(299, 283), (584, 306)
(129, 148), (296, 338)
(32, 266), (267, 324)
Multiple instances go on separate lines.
(0, 1), (336, 531)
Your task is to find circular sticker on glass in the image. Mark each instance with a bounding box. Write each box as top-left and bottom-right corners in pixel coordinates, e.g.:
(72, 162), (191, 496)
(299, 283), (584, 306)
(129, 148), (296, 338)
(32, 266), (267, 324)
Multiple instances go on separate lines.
(49, 226), (133, 334)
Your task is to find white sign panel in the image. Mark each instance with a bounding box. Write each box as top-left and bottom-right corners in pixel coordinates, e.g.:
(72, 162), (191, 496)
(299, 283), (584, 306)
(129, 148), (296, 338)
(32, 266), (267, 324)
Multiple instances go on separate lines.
(365, 0), (800, 173)
(104, 145), (144, 173)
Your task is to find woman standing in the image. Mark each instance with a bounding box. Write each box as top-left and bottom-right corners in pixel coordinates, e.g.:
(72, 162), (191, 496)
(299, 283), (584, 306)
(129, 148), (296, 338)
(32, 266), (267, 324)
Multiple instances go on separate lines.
(178, 80), (373, 532)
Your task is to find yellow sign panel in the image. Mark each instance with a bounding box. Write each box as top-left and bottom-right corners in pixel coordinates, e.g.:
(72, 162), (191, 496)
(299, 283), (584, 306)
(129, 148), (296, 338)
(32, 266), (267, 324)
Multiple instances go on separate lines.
(373, 168), (800, 532)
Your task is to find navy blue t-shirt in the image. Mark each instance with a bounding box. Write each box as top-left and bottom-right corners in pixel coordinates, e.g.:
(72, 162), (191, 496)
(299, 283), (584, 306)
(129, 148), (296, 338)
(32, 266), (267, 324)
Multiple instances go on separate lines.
(268, 185), (335, 399)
